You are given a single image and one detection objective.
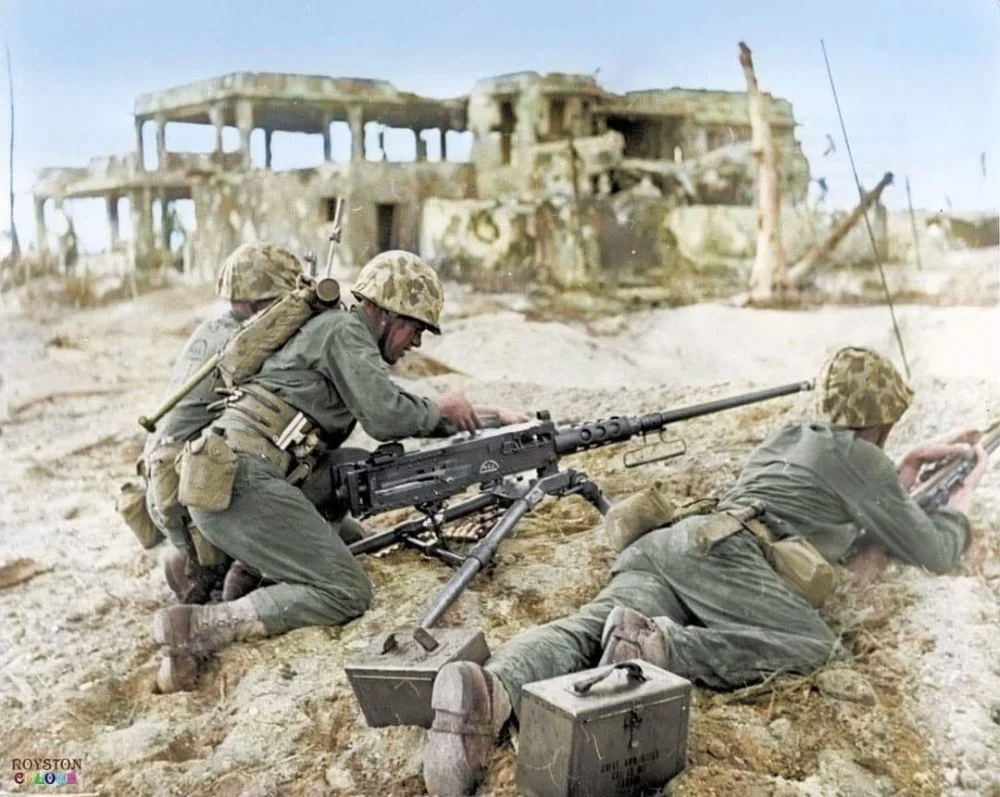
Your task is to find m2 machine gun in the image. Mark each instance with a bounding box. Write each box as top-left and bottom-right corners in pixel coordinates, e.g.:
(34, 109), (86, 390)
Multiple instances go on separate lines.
(910, 420), (1000, 511)
(343, 380), (813, 728)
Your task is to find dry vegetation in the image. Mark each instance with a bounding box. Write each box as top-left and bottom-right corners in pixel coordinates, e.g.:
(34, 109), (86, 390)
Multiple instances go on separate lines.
(1, 275), (998, 796)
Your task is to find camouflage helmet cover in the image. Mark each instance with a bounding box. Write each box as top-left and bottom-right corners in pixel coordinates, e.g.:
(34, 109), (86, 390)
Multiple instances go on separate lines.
(351, 250), (444, 334)
(216, 242), (303, 301)
(815, 346), (914, 428)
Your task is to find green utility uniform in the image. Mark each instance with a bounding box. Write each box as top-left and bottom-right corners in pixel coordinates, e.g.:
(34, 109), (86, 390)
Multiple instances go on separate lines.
(144, 308), (244, 551)
(188, 307), (443, 633)
(487, 421), (970, 706)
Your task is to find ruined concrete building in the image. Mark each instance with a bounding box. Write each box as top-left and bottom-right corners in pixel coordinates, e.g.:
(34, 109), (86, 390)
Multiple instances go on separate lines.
(33, 71), (811, 288)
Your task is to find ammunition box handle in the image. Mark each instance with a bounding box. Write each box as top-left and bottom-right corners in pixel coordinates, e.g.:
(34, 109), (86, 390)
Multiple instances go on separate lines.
(573, 661), (648, 695)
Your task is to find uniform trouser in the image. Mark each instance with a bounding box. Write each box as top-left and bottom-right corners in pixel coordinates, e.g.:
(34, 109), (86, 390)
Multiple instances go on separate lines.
(188, 453), (374, 634)
(487, 515), (846, 713)
(147, 442), (366, 556)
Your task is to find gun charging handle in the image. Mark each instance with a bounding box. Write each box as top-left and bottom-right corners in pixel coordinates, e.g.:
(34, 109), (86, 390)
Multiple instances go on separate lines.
(137, 350), (224, 433)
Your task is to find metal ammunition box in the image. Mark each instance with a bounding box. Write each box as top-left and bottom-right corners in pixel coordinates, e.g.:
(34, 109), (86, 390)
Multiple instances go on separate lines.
(516, 660), (691, 797)
(344, 627), (490, 728)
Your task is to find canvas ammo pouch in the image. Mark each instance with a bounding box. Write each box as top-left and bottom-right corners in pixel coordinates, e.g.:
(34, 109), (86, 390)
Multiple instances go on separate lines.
(116, 477), (163, 549)
(147, 441), (184, 518)
(218, 286), (317, 389)
(177, 429), (238, 512)
(696, 502), (835, 607)
(604, 487), (717, 553)
(216, 383), (322, 486)
(604, 485), (677, 553)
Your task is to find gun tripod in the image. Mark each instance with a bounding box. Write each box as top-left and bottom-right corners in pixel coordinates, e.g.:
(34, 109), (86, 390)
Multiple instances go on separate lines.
(344, 469), (611, 727)
(348, 468), (611, 635)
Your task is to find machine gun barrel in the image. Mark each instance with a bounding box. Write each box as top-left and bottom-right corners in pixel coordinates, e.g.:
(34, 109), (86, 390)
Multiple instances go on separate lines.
(554, 380), (814, 455)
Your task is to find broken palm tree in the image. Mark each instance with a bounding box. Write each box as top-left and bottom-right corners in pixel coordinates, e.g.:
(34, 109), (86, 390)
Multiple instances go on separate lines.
(738, 42), (900, 315)
(788, 171), (895, 283)
(740, 41), (788, 303)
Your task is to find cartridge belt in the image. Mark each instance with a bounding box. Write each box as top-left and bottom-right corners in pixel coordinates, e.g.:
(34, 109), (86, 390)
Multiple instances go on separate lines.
(221, 383), (315, 443)
(214, 383), (322, 477)
(694, 501), (771, 553)
(220, 426), (292, 474)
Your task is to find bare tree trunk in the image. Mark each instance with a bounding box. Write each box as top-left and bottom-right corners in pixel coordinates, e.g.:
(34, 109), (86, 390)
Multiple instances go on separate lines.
(6, 44), (18, 262)
(788, 171), (893, 283)
(740, 41), (787, 302)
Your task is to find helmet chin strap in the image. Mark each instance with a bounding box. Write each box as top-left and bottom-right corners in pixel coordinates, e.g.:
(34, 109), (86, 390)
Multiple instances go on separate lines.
(376, 308), (395, 359)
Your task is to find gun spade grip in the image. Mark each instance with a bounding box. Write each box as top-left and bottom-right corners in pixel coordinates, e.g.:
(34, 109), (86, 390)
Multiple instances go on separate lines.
(138, 415), (157, 433)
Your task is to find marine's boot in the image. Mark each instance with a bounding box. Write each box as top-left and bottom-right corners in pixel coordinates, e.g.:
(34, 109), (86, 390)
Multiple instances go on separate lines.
(155, 653), (199, 694)
(423, 661), (512, 796)
(163, 550), (224, 605)
(221, 561), (271, 602)
(152, 597), (268, 694)
(598, 607), (670, 668)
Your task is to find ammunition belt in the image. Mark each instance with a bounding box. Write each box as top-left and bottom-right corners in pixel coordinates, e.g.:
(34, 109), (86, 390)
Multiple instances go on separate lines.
(214, 383), (324, 479)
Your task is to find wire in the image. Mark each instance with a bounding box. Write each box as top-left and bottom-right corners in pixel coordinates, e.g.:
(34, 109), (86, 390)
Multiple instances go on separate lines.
(820, 39), (911, 379)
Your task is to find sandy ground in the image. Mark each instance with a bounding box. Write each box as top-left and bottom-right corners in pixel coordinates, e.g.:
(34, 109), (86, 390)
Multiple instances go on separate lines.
(0, 274), (998, 797)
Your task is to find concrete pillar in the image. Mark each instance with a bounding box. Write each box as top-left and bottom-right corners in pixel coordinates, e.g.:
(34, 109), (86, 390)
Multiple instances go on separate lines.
(693, 126), (708, 157)
(322, 114), (333, 162)
(264, 129), (273, 169)
(441, 129), (448, 161)
(106, 194), (119, 252)
(235, 99), (254, 169)
(54, 198), (67, 271)
(348, 105), (364, 162)
(160, 192), (171, 251)
(134, 117), (145, 173)
(155, 114), (167, 170)
(377, 126), (386, 161)
(209, 103), (225, 154)
(415, 130), (427, 162)
(131, 188), (154, 265)
(34, 197), (47, 256)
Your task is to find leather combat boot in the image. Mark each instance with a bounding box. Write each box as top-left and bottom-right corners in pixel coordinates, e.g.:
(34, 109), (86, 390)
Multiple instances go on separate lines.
(152, 597), (268, 694)
(423, 661), (512, 796)
(163, 550), (225, 605)
(598, 607), (670, 669)
(221, 561), (272, 602)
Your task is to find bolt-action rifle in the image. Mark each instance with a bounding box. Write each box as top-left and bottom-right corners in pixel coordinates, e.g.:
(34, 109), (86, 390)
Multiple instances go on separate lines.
(341, 380), (813, 636)
(910, 420), (1000, 511)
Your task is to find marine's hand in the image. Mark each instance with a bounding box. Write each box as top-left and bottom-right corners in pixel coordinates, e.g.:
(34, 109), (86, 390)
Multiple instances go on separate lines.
(947, 441), (990, 516)
(845, 540), (890, 588)
(935, 428), (981, 447)
(436, 393), (482, 433)
(473, 405), (529, 428)
(897, 442), (973, 492)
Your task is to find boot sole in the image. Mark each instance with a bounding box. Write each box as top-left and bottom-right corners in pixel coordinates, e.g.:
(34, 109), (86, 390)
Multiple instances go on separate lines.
(424, 663), (491, 796)
(156, 654), (199, 693)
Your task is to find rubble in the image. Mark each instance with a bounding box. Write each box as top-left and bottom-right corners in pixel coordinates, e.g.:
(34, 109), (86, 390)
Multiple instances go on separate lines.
(32, 70), (810, 289)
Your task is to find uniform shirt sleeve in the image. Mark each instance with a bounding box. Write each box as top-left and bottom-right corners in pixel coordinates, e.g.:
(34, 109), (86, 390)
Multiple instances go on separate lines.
(315, 315), (441, 441)
(827, 435), (969, 573)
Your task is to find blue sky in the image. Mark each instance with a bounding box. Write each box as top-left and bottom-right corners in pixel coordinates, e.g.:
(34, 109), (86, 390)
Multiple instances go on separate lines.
(2, 0), (998, 252)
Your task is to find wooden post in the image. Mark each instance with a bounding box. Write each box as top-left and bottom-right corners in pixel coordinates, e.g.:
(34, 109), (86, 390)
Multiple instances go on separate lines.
(739, 42), (788, 303)
(905, 175), (923, 271)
